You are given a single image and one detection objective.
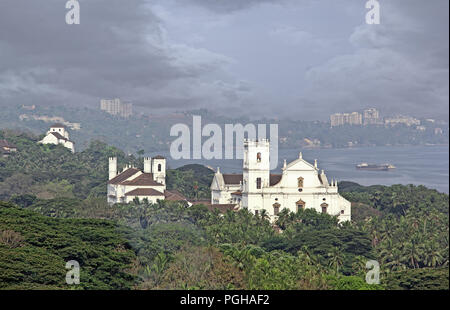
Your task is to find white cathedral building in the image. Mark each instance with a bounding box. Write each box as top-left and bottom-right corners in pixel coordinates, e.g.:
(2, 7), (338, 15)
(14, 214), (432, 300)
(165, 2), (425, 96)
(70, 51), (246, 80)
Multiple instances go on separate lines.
(211, 139), (351, 222)
(39, 124), (75, 153)
(107, 156), (189, 205)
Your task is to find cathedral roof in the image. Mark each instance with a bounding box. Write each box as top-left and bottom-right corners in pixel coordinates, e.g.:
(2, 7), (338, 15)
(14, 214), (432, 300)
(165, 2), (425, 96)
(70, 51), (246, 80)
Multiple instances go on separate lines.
(207, 204), (239, 213)
(222, 174), (282, 186)
(120, 173), (164, 186)
(153, 155), (165, 159)
(108, 168), (140, 184)
(222, 174), (243, 185)
(269, 174), (282, 186)
(125, 188), (164, 196)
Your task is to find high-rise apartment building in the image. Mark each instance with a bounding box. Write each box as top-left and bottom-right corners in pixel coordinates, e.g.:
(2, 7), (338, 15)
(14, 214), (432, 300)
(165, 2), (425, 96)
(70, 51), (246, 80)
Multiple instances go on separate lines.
(330, 112), (362, 127)
(363, 108), (380, 125)
(100, 98), (133, 118)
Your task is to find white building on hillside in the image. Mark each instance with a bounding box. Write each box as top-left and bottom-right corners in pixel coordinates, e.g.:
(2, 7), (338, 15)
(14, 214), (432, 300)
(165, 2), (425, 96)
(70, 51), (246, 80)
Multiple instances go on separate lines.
(107, 156), (189, 205)
(211, 139), (351, 222)
(39, 124), (75, 152)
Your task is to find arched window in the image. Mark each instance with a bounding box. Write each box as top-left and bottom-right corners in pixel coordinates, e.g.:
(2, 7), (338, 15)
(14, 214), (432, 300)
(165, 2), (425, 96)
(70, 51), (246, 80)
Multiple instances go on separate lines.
(296, 199), (305, 212)
(297, 177), (304, 188)
(158, 164), (162, 172)
(257, 152), (262, 162)
(321, 203), (328, 214)
(273, 202), (281, 216)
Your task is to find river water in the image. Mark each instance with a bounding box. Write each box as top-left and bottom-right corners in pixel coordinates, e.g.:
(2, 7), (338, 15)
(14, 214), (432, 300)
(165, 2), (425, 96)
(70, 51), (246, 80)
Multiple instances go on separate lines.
(162, 145), (449, 193)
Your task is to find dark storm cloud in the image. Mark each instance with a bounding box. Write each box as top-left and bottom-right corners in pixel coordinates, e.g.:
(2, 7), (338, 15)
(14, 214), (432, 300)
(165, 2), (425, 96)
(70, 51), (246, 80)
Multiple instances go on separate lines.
(0, 0), (243, 110)
(185, 0), (286, 13)
(0, 0), (448, 119)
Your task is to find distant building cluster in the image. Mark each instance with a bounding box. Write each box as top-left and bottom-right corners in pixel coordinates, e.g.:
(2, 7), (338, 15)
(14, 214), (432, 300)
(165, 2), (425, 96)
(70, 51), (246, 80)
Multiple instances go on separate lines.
(330, 108), (425, 128)
(100, 98), (133, 118)
(384, 116), (420, 127)
(330, 112), (362, 127)
(21, 104), (36, 111)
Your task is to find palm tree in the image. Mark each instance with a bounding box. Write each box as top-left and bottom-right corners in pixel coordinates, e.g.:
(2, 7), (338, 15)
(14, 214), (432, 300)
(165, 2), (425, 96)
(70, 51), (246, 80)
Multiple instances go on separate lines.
(424, 241), (444, 267)
(384, 248), (406, 272)
(259, 209), (270, 222)
(328, 246), (344, 274)
(402, 240), (421, 269)
(351, 255), (368, 276)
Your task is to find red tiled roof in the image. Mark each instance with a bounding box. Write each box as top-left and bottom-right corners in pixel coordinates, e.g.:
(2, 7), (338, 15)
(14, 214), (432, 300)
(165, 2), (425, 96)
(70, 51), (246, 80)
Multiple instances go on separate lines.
(108, 168), (140, 184)
(164, 190), (188, 201)
(125, 188), (164, 197)
(190, 201), (238, 213)
(0, 139), (16, 149)
(223, 174), (243, 185)
(50, 132), (68, 141)
(120, 173), (164, 186)
(206, 204), (238, 213)
(190, 200), (211, 205)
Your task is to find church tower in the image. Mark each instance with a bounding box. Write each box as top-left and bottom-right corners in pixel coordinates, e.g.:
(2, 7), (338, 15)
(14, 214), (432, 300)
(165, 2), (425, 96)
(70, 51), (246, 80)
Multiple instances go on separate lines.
(242, 139), (270, 212)
(109, 157), (117, 180)
(152, 155), (166, 185)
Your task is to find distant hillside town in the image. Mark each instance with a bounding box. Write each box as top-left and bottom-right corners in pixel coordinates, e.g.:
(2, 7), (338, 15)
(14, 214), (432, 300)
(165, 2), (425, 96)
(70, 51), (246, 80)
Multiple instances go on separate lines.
(0, 103), (447, 153)
(329, 108), (440, 130)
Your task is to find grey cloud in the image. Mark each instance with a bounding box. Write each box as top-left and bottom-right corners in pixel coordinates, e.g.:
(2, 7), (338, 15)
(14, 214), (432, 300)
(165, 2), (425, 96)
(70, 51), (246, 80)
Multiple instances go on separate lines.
(0, 0), (447, 120)
(0, 0), (245, 111)
(290, 0), (449, 120)
(182, 0), (285, 13)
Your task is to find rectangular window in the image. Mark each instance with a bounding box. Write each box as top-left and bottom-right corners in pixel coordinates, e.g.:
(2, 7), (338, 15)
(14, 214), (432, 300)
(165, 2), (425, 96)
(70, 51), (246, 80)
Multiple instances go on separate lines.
(256, 178), (262, 189)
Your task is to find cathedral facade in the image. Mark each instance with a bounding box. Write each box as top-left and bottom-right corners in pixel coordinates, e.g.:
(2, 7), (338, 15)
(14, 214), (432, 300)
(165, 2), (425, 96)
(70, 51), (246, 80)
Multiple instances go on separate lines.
(211, 139), (351, 222)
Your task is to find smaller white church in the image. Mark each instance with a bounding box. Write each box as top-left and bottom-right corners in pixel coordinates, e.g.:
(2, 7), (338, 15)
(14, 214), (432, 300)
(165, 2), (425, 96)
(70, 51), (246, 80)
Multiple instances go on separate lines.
(107, 156), (189, 205)
(39, 124), (75, 153)
(211, 139), (351, 222)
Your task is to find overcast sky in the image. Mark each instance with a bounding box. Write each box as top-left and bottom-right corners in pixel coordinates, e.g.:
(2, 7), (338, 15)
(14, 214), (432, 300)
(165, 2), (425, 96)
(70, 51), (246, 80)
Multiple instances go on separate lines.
(0, 0), (448, 120)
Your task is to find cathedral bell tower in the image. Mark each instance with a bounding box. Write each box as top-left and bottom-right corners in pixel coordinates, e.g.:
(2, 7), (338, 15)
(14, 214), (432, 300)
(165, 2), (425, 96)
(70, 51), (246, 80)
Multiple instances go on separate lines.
(242, 139), (270, 211)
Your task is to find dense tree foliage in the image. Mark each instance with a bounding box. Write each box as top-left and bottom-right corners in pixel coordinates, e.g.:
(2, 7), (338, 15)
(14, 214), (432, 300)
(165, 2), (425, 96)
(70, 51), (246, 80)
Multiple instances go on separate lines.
(0, 202), (136, 289)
